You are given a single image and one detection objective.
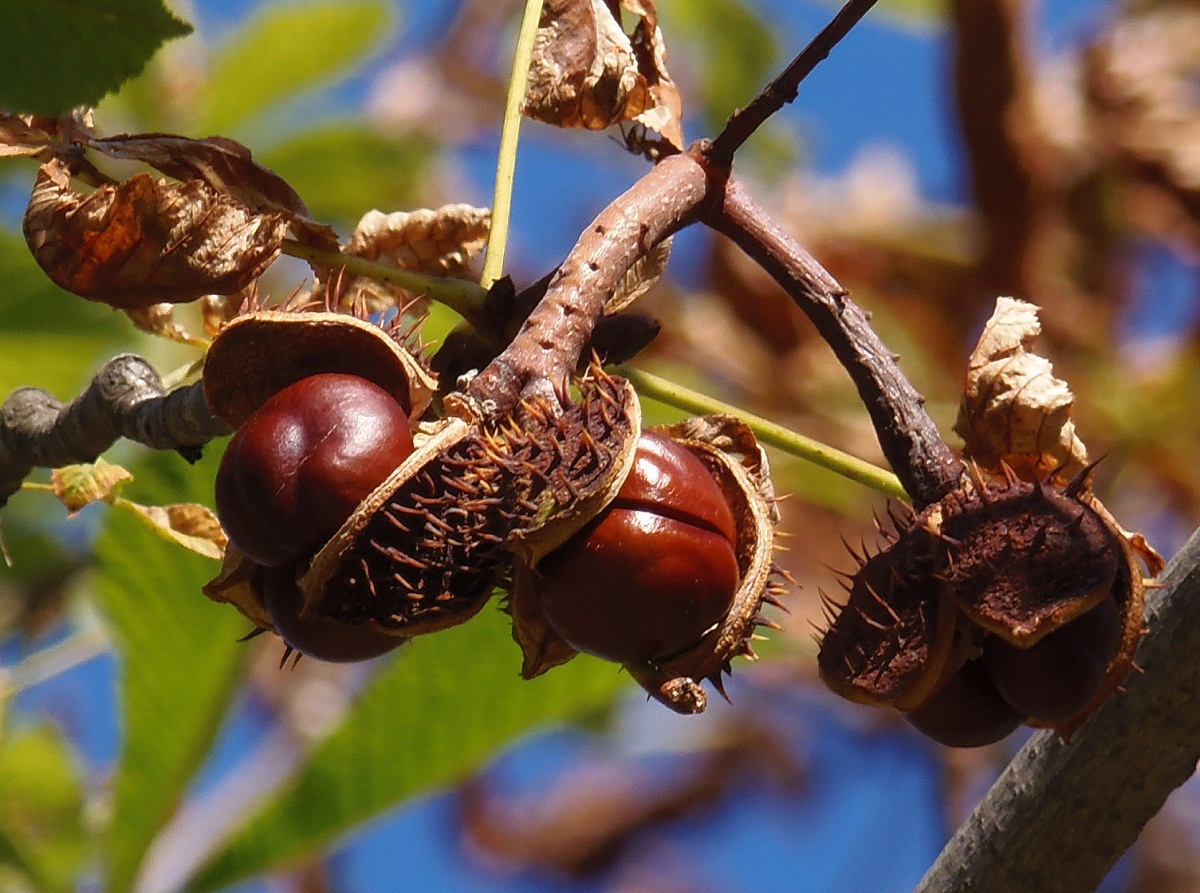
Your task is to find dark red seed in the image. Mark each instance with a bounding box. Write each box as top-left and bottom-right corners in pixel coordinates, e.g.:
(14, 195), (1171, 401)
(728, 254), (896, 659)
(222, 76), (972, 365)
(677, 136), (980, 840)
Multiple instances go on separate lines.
(906, 660), (1027, 748)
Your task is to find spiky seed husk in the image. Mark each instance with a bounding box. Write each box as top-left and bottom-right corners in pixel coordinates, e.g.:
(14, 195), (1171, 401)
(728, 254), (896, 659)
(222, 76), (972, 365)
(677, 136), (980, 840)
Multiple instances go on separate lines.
(304, 369), (642, 641)
(626, 416), (785, 714)
(816, 518), (963, 712)
(940, 474), (1120, 645)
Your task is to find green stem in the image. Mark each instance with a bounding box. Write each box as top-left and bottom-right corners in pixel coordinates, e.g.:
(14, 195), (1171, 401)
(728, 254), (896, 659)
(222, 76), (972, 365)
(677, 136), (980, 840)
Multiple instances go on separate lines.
(480, 0), (544, 288)
(281, 238), (490, 328)
(620, 365), (909, 501)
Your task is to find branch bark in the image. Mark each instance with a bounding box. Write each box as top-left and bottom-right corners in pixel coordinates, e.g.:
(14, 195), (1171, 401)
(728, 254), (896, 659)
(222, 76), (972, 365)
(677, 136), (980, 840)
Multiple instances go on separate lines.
(916, 525), (1200, 893)
(705, 178), (963, 507)
(0, 355), (231, 506)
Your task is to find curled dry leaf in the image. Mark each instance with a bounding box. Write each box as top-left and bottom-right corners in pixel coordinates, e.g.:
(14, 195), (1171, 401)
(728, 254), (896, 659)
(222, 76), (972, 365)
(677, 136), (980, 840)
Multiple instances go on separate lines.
(606, 236), (671, 314)
(328, 205), (491, 312)
(83, 132), (338, 249)
(524, 0), (683, 149)
(117, 500), (228, 561)
(24, 158), (288, 310)
(51, 458), (133, 517)
(954, 297), (1090, 482)
(126, 303), (205, 346)
(0, 113), (56, 160)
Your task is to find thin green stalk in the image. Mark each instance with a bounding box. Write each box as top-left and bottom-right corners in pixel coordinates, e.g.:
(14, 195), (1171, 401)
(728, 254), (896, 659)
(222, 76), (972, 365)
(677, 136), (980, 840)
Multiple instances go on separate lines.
(480, 0), (544, 288)
(282, 238), (490, 328)
(620, 365), (909, 500)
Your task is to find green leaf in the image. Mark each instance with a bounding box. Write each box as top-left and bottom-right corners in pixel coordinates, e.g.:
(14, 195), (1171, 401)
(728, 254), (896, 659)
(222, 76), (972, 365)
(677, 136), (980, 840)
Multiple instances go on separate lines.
(0, 0), (191, 115)
(260, 126), (432, 226)
(195, 1), (395, 136)
(187, 607), (627, 892)
(0, 724), (88, 893)
(91, 449), (248, 893)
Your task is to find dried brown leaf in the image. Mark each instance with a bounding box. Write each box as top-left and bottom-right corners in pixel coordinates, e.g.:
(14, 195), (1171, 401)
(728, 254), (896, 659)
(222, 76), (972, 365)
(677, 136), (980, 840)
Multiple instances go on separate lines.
(51, 458), (133, 517)
(606, 236), (670, 313)
(524, 0), (682, 148)
(330, 205), (491, 311)
(203, 543), (273, 630)
(24, 158), (288, 309)
(954, 297), (1090, 480)
(0, 113), (56, 159)
(83, 132), (338, 249)
(126, 303), (205, 345)
(118, 500), (228, 561)
(200, 293), (244, 339)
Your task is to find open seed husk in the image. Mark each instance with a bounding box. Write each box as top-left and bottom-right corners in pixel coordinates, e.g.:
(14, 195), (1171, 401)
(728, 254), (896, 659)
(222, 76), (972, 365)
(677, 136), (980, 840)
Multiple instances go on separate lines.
(816, 507), (967, 713)
(203, 309), (436, 426)
(202, 542), (275, 632)
(1026, 491), (1155, 738)
(511, 414), (786, 715)
(298, 368), (642, 642)
(937, 468), (1120, 646)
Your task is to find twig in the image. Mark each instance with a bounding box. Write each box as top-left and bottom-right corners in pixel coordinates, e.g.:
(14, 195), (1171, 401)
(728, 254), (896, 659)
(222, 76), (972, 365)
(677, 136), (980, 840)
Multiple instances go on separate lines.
(704, 179), (963, 507)
(0, 355), (231, 507)
(707, 0), (882, 166)
(915, 526), (1200, 893)
(619, 365), (907, 499)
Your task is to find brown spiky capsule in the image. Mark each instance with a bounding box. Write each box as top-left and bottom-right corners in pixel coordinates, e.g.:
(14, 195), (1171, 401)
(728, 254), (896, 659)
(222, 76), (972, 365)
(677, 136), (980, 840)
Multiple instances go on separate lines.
(298, 367), (642, 639)
(817, 468), (1149, 745)
(510, 414), (787, 714)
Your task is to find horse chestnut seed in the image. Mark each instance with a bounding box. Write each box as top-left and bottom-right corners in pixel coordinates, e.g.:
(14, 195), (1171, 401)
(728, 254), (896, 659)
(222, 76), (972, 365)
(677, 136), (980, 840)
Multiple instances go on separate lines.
(982, 594), (1122, 721)
(905, 659), (1026, 748)
(537, 432), (740, 665)
(259, 566), (404, 662)
(215, 373), (415, 568)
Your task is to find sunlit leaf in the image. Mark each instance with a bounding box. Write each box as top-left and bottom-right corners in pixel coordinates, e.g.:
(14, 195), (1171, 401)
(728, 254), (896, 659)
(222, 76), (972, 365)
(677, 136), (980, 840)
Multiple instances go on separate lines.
(84, 132), (337, 249)
(333, 205), (490, 310)
(51, 459), (133, 517)
(0, 0), (191, 115)
(187, 607), (628, 892)
(195, 1), (395, 135)
(954, 298), (1089, 482)
(91, 450), (247, 893)
(114, 499), (228, 561)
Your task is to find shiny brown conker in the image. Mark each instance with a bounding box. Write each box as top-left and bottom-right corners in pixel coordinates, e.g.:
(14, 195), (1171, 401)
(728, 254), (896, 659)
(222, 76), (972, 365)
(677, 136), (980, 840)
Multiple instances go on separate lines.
(982, 594), (1122, 721)
(259, 566), (404, 663)
(537, 432), (741, 665)
(905, 659), (1026, 748)
(215, 373), (415, 568)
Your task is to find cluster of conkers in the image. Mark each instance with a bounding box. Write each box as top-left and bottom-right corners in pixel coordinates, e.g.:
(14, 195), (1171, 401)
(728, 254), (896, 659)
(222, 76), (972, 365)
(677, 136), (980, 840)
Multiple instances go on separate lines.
(510, 414), (785, 714)
(202, 310), (437, 663)
(818, 467), (1147, 746)
(215, 372), (415, 662)
(201, 309), (785, 708)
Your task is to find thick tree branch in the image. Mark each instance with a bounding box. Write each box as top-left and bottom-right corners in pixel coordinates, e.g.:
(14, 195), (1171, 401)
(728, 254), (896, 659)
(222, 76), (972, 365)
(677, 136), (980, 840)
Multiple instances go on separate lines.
(0, 355), (231, 506)
(916, 526), (1200, 893)
(467, 150), (718, 413)
(704, 178), (964, 507)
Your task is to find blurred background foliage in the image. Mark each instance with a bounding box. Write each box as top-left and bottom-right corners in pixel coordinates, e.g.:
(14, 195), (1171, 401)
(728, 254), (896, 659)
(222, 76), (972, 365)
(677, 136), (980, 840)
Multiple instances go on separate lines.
(2, 0), (1200, 891)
